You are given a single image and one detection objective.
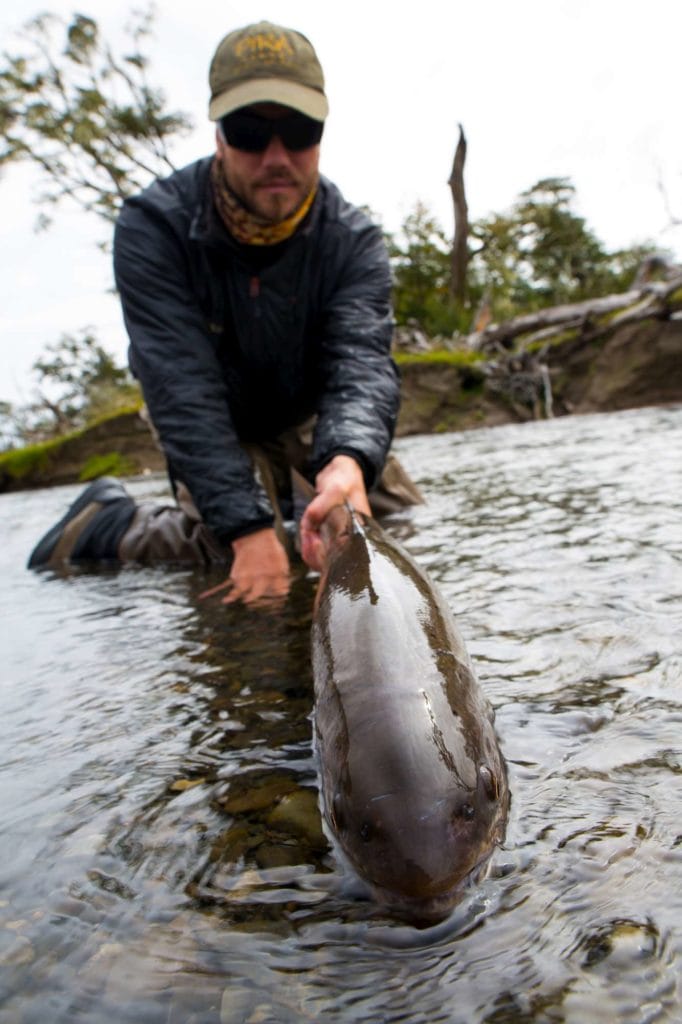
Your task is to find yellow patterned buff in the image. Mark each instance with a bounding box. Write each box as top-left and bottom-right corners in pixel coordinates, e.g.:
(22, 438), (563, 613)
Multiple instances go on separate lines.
(210, 158), (316, 245)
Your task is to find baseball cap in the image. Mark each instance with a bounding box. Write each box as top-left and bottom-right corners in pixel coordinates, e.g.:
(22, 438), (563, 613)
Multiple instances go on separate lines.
(208, 21), (328, 123)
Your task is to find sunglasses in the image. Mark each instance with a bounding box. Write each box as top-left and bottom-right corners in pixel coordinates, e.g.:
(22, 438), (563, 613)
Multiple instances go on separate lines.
(219, 109), (324, 153)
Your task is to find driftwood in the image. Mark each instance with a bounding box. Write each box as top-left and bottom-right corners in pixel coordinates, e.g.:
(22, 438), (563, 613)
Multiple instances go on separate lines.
(468, 274), (682, 354)
(448, 125), (468, 304)
(483, 351), (555, 420)
(466, 272), (682, 422)
(395, 259), (682, 424)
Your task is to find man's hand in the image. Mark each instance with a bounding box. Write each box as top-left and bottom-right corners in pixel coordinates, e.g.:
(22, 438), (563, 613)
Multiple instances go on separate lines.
(300, 454), (371, 572)
(199, 527), (290, 607)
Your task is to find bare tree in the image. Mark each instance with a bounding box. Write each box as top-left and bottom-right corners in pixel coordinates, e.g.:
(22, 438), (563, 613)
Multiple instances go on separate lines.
(448, 124), (468, 304)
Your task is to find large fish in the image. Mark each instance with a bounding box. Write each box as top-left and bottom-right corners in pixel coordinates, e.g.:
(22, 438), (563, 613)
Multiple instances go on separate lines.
(311, 503), (509, 922)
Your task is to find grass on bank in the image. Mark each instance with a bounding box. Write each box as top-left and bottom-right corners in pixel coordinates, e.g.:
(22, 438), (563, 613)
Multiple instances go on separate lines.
(393, 348), (485, 367)
(0, 403), (143, 483)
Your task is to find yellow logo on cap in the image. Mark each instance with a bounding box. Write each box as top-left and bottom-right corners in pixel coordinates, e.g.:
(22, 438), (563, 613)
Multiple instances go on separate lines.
(234, 31), (295, 66)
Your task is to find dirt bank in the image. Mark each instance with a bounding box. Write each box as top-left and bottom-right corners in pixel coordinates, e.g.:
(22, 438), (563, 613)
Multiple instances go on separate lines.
(397, 317), (682, 434)
(1, 317), (680, 493)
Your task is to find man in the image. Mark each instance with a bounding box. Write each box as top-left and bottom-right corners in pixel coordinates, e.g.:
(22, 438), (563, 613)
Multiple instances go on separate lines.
(28, 21), (421, 604)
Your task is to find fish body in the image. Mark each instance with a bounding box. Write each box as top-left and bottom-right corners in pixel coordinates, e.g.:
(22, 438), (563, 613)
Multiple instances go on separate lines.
(311, 504), (509, 920)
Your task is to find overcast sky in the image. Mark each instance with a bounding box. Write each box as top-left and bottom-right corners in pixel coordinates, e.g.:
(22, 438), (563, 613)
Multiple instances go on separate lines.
(1, 0), (681, 405)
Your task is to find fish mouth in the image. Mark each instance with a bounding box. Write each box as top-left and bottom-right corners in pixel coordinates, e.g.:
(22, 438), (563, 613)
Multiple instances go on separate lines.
(370, 878), (467, 926)
(359, 845), (497, 925)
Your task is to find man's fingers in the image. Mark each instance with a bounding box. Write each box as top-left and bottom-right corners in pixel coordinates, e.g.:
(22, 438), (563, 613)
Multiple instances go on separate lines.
(302, 485), (345, 533)
(300, 527), (324, 572)
(199, 577), (234, 600)
(225, 589), (288, 610)
(200, 577), (288, 607)
(220, 572), (290, 607)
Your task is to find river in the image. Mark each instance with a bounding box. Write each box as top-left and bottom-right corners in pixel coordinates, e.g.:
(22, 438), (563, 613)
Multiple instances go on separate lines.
(1, 404), (681, 1023)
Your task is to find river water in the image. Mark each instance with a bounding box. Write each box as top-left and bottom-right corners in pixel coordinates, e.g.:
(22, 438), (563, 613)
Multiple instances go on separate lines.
(1, 405), (681, 1023)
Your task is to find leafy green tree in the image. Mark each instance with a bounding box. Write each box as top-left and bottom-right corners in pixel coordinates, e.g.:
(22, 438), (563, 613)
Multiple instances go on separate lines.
(387, 202), (470, 336)
(386, 180), (657, 337)
(2, 330), (140, 447)
(0, 8), (193, 225)
(469, 177), (655, 321)
(0, 8), (185, 445)
(33, 328), (138, 420)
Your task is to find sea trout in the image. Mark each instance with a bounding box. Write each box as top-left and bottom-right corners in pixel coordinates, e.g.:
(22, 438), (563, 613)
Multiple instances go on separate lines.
(311, 503), (509, 921)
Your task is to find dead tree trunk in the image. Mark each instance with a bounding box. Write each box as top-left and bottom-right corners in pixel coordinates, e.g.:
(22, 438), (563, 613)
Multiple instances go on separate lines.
(448, 124), (469, 304)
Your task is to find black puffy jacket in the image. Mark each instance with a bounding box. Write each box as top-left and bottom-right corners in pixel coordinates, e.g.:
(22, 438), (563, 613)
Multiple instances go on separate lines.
(113, 157), (400, 545)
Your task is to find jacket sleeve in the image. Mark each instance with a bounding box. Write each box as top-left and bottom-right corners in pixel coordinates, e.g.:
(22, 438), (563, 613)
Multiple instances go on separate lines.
(311, 214), (399, 487)
(113, 199), (274, 545)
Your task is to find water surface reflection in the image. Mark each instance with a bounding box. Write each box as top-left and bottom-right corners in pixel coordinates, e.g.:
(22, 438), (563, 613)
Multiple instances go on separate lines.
(1, 406), (681, 1022)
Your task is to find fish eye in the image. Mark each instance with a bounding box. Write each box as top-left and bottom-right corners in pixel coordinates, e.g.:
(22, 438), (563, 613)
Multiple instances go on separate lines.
(459, 803), (475, 822)
(359, 822), (372, 842)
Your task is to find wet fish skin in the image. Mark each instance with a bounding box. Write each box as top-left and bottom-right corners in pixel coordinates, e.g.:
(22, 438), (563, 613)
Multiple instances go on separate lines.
(311, 504), (509, 920)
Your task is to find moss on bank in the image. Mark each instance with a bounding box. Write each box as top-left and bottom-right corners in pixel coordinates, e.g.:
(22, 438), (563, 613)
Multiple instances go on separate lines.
(0, 404), (144, 486)
(0, 403), (164, 493)
(394, 348), (485, 368)
(79, 451), (138, 481)
(0, 435), (67, 482)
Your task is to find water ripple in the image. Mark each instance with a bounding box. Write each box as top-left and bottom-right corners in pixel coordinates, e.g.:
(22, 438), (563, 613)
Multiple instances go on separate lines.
(1, 405), (681, 1022)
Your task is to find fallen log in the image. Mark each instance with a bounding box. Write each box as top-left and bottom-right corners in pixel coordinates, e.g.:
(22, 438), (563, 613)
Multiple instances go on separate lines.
(469, 274), (682, 353)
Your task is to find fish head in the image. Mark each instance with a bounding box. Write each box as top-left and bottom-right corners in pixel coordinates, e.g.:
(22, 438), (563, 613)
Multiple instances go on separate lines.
(323, 728), (508, 920)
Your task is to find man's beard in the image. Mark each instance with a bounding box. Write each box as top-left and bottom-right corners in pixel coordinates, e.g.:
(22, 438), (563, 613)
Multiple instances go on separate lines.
(210, 158), (318, 245)
(233, 169), (313, 223)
